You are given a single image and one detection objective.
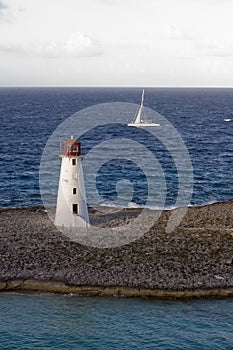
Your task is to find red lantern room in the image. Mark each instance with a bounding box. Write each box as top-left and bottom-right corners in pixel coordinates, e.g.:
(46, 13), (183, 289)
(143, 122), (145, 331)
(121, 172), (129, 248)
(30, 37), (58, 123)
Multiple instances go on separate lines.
(60, 136), (81, 157)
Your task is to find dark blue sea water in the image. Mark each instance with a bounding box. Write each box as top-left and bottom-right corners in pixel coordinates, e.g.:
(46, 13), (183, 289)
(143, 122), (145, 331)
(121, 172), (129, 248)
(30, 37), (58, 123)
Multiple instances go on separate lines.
(0, 87), (232, 208)
(0, 88), (233, 349)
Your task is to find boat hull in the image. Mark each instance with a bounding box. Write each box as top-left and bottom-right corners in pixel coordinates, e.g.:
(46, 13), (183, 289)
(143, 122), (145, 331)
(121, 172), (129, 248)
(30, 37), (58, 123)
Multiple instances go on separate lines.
(127, 123), (160, 127)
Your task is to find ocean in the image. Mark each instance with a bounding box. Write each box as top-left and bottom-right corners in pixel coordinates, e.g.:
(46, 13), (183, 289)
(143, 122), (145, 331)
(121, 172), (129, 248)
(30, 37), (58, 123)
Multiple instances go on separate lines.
(1, 294), (233, 350)
(0, 87), (232, 208)
(0, 87), (233, 349)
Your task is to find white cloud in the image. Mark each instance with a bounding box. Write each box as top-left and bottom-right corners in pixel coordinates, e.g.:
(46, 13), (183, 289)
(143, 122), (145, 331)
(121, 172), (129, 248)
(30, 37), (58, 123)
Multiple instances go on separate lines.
(1, 0), (233, 86)
(0, 1), (11, 22)
(195, 0), (232, 3)
(0, 32), (103, 58)
(195, 36), (233, 57)
(63, 32), (102, 57)
(95, 0), (118, 4)
(200, 45), (233, 57)
(0, 1), (7, 10)
(164, 24), (194, 41)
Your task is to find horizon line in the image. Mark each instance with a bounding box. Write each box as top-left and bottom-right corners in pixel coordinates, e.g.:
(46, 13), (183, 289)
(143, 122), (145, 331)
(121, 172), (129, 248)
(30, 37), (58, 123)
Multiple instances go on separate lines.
(0, 85), (233, 89)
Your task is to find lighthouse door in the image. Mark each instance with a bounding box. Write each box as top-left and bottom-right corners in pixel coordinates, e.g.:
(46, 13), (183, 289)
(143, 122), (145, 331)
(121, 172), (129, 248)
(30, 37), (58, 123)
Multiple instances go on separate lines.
(72, 204), (78, 215)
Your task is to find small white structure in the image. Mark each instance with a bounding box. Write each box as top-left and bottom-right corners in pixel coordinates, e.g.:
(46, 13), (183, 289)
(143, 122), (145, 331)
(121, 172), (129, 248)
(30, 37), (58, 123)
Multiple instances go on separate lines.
(55, 136), (89, 228)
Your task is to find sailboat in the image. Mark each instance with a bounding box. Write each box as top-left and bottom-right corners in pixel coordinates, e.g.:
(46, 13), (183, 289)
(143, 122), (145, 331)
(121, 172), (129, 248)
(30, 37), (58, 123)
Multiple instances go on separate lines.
(128, 89), (160, 127)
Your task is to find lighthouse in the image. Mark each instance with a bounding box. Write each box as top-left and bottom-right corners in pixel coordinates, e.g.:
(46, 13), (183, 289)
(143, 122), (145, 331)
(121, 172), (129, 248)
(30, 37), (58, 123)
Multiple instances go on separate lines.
(55, 136), (89, 228)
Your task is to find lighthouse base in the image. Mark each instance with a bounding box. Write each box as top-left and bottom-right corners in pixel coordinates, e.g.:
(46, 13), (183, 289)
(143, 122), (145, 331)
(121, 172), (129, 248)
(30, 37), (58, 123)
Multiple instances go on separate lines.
(55, 215), (89, 229)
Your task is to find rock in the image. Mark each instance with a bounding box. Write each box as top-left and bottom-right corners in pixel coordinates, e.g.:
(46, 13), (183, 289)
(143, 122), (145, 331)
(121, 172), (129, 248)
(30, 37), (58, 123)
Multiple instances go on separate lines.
(0, 281), (6, 290)
(0, 200), (233, 297)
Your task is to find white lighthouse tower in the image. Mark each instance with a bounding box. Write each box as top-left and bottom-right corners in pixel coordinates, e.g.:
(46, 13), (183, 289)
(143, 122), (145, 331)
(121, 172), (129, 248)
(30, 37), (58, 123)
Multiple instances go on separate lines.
(55, 136), (89, 228)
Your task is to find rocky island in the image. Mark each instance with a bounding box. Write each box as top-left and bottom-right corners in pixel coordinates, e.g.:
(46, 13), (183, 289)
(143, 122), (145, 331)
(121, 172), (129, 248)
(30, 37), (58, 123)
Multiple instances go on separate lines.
(0, 199), (233, 299)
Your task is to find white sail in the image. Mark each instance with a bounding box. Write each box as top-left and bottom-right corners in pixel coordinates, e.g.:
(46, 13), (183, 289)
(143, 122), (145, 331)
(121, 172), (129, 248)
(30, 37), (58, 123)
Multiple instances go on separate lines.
(134, 89), (144, 124)
(128, 89), (160, 127)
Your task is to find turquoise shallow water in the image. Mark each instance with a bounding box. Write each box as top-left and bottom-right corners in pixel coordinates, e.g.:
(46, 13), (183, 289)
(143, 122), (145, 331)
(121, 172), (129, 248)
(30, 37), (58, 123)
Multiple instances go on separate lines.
(1, 294), (233, 349)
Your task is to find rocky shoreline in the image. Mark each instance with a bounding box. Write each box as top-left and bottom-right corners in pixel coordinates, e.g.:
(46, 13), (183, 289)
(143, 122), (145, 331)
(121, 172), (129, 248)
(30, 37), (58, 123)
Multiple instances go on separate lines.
(0, 200), (233, 299)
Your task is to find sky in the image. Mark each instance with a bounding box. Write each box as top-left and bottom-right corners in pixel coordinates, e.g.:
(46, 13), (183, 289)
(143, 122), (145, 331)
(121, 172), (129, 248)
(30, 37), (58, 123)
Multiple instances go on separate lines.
(0, 0), (233, 87)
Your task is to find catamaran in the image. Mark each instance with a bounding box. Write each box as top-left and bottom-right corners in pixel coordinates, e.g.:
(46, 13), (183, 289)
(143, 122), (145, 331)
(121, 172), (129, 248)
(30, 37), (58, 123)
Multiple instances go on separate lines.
(128, 89), (160, 127)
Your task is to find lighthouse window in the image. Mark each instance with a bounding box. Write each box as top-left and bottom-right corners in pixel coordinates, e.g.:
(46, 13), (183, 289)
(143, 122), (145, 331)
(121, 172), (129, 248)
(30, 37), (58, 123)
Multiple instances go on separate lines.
(73, 188), (77, 195)
(72, 159), (76, 166)
(73, 204), (78, 215)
